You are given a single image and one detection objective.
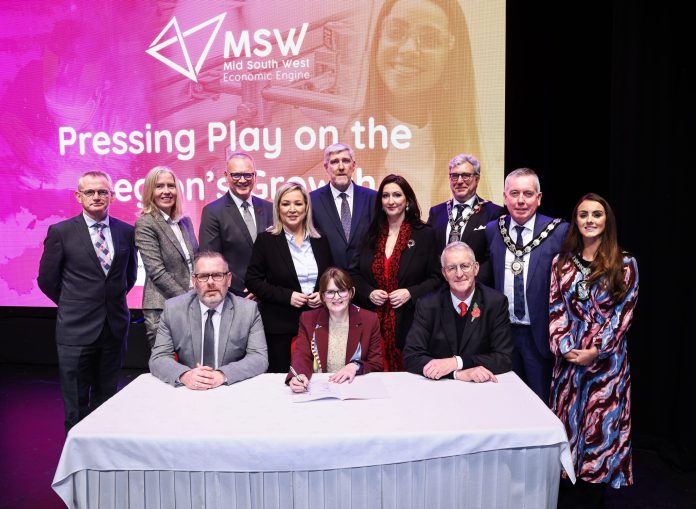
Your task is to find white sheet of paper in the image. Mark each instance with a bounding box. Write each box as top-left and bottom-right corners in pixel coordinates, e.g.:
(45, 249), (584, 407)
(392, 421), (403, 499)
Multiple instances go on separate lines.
(292, 375), (389, 403)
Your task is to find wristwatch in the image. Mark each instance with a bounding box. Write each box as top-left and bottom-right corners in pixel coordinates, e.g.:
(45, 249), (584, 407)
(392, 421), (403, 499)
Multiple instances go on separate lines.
(351, 360), (362, 374)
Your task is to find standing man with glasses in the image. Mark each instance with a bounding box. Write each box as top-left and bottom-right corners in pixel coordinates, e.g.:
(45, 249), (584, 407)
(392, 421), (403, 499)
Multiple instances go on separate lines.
(485, 168), (568, 402)
(149, 251), (268, 388)
(310, 143), (377, 270)
(38, 171), (137, 433)
(427, 154), (503, 286)
(199, 150), (273, 298)
(403, 242), (513, 382)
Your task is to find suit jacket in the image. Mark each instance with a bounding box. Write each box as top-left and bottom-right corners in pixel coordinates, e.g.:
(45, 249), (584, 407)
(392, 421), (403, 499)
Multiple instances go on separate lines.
(135, 212), (198, 310)
(349, 224), (444, 350)
(427, 197), (504, 286)
(245, 231), (333, 335)
(286, 305), (383, 382)
(37, 214), (138, 345)
(403, 284), (513, 376)
(149, 291), (268, 385)
(485, 213), (569, 359)
(199, 193), (273, 295)
(310, 183), (377, 269)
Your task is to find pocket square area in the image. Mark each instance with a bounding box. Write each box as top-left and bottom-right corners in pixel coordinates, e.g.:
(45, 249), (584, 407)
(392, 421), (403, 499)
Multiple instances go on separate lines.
(474, 225), (487, 230)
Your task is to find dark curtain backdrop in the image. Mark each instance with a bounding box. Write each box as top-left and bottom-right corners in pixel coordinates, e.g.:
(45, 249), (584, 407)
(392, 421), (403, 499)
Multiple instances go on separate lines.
(506, 1), (694, 468)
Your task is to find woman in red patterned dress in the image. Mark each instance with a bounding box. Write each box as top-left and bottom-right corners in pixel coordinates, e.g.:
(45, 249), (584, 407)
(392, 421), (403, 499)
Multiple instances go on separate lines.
(350, 174), (443, 371)
(550, 194), (639, 508)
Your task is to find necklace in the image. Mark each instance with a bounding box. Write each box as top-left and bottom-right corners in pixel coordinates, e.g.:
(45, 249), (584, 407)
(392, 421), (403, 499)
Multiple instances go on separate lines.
(498, 216), (562, 275)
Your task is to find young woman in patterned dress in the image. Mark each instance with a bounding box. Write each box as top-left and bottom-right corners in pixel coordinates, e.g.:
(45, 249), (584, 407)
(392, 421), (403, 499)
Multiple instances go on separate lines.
(549, 193), (639, 508)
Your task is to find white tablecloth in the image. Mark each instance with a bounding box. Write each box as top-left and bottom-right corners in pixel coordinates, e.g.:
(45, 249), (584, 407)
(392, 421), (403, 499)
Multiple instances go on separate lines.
(53, 372), (574, 508)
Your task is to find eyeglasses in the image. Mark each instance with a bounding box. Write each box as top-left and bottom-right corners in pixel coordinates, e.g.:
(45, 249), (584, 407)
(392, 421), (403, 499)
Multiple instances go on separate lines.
(80, 189), (111, 198)
(227, 172), (255, 181)
(444, 263), (475, 275)
(448, 172), (478, 183)
(323, 289), (350, 300)
(193, 272), (229, 282)
(328, 157), (353, 167)
(382, 18), (453, 51)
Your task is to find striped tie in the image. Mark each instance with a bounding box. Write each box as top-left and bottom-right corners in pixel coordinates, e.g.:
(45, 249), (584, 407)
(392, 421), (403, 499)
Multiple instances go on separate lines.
(92, 223), (112, 274)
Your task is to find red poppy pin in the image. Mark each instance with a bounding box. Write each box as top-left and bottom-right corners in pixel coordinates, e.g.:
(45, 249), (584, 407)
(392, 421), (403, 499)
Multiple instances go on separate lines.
(470, 303), (481, 322)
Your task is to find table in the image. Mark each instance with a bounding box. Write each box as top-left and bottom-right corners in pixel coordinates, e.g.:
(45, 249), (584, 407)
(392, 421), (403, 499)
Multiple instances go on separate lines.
(53, 372), (574, 508)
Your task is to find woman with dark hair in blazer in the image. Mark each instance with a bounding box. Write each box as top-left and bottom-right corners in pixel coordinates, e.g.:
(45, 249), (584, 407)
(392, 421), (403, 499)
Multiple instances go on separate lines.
(350, 174), (443, 371)
(286, 267), (383, 392)
(135, 166), (198, 348)
(246, 182), (333, 372)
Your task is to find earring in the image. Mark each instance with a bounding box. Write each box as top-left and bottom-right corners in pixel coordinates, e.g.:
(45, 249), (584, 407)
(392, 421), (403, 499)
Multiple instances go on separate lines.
(406, 204), (410, 211)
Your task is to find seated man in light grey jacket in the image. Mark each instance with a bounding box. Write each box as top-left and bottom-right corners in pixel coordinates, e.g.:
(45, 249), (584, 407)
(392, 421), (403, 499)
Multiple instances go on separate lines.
(149, 251), (268, 389)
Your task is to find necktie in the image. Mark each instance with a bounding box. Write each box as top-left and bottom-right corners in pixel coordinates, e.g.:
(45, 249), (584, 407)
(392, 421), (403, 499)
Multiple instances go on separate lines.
(241, 202), (257, 242)
(459, 301), (468, 317)
(203, 308), (216, 368)
(91, 223), (112, 274)
(448, 204), (465, 244)
(513, 225), (526, 319)
(339, 192), (351, 240)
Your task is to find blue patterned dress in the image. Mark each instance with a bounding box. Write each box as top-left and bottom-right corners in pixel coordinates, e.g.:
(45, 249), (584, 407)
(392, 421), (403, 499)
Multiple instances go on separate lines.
(549, 254), (639, 488)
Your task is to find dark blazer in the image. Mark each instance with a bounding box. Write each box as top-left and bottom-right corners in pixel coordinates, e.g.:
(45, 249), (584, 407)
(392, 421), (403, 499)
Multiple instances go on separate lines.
(286, 305), (383, 382)
(199, 193), (273, 296)
(350, 224), (444, 350)
(310, 183), (377, 269)
(37, 214), (138, 345)
(427, 197), (504, 286)
(485, 213), (569, 359)
(245, 231), (333, 335)
(403, 284), (513, 376)
(135, 212), (198, 310)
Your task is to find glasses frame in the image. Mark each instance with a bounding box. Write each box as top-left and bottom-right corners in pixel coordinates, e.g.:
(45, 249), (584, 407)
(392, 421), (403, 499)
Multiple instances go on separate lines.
(323, 289), (350, 300)
(444, 263), (476, 275)
(193, 272), (230, 283)
(79, 189), (112, 198)
(448, 172), (478, 183)
(227, 172), (256, 181)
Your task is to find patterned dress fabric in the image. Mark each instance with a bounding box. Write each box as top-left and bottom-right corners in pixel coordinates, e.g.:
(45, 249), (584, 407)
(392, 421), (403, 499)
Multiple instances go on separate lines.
(549, 254), (639, 488)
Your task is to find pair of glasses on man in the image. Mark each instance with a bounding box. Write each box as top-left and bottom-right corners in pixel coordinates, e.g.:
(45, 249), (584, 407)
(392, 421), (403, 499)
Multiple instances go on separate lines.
(323, 289), (350, 299)
(80, 189), (111, 198)
(444, 263), (475, 275)
(382, 18), (453, 51)
(328, 157), (353, 167)
(448, 172), (478, 183)
(193, 272), (230, 283)
(227, 172), (256, 181)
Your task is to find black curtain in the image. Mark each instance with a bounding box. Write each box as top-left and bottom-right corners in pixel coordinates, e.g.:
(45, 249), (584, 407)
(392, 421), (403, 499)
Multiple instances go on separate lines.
(506, 1), (695, 468)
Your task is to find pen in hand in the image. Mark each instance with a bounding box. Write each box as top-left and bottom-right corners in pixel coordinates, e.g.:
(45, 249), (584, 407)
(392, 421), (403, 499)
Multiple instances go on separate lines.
(289, 366), (308, 392)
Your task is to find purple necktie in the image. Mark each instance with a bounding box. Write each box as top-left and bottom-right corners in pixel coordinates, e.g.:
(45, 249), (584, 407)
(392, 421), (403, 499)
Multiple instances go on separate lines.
(92, 223), (112, 274)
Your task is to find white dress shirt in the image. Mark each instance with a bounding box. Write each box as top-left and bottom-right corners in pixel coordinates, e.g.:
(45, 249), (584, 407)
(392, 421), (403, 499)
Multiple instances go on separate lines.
(329, 181), (354, 217)
(229, 191), (256, 230)
(444, 195), (477, 243)
(160, 210), (193, 281)
(504, 215), (536, 325)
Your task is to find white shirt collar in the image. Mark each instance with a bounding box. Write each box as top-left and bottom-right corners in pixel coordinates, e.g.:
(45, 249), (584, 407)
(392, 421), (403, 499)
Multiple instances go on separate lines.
(452, 194), (477, 208)
(330, 181), (354, 200)
(228, 191), (252, 209)
(159, 210), (177, 224)
(450, 289), (474, 312)
(83, 213), (110, 227)
(198, 298), (225, 317)
(510, 213), (537, 233)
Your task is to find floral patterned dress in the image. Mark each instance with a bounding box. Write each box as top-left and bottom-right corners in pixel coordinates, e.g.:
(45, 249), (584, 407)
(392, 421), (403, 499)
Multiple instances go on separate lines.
(549, 254), (639, 488)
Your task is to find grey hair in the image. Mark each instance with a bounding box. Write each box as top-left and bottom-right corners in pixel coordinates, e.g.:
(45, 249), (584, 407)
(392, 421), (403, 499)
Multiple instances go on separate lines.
(226, 150), (257, 172)
(323, 143), (355, 166)
(448, 154), (481, 175)
(505, 167), (541, 193)
(440, 241), (476, 267)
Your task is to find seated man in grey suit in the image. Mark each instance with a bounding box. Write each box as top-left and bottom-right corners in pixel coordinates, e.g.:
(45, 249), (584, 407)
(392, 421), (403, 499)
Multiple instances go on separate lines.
(403, 242), (513, 383)
(150, 251), (268, 389)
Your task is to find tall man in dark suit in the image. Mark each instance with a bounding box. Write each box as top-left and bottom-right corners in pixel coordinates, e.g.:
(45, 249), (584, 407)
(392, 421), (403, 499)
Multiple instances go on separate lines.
(199, 151), (273, 298)
(38, 171), (137, 432)
(427, 154), (503, 286)
(403, 242), (513, 382)
(485, 168), (568, 402)
(310, 143), (377, 269)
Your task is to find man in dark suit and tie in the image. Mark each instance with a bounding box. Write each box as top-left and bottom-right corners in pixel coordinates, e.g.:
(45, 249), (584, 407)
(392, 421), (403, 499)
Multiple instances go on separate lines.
(199, 151), (273, 298)
(485, 168), (568, 402)
(38, 171), (137, 432)
(403, 242), (513, 382)
(426, 154), (503, 286)
(310, 143), (377, 269)
(149, 251), (268, 389)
